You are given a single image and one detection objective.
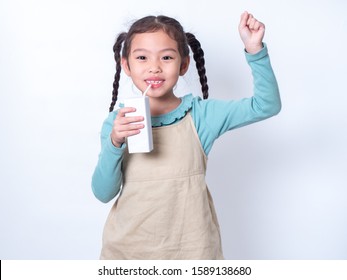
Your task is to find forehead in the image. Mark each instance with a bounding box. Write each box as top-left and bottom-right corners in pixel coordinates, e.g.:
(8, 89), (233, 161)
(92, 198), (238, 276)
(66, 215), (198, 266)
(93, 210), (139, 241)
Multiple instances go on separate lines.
(130, 30), (178, 52)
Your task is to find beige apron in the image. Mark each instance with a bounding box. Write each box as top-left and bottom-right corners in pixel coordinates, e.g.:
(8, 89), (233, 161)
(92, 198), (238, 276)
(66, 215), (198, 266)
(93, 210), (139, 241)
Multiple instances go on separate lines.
(100, 113), (223, 259)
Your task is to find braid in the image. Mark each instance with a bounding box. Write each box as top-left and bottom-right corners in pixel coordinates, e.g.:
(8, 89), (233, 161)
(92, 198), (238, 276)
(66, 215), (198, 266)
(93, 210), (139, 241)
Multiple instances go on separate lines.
(186, 32), (209, 99)
(109, 32), (127, 112)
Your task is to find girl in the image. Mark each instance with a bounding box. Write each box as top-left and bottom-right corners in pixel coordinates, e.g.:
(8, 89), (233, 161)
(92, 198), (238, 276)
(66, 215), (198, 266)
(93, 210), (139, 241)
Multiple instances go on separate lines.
(92, 12), (281, 259)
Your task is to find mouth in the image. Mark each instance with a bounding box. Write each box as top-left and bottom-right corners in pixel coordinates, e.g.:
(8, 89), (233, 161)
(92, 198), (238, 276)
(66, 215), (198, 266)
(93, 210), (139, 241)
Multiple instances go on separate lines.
(145, 79), (164, 88)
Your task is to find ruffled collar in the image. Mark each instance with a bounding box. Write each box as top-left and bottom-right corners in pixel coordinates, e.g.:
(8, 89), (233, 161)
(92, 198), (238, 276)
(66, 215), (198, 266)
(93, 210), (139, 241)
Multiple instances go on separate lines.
(151, 94), (194, 127)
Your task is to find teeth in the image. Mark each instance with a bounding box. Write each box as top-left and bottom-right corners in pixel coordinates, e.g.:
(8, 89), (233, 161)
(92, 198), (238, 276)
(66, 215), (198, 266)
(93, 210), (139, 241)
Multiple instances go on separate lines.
(147, 80), (162, 85)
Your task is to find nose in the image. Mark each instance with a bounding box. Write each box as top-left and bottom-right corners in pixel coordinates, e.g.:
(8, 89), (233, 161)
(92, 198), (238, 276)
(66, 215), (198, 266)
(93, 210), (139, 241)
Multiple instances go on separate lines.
(148, 60), (162, 74)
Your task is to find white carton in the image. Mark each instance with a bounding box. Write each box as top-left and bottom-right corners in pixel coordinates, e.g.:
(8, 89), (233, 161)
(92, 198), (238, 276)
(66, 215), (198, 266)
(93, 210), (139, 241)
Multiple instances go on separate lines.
(124, 96), (153, 153)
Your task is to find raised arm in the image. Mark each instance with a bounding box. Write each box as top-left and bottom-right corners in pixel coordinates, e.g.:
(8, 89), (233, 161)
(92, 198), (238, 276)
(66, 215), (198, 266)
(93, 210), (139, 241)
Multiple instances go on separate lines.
(191, 13), (281, 155)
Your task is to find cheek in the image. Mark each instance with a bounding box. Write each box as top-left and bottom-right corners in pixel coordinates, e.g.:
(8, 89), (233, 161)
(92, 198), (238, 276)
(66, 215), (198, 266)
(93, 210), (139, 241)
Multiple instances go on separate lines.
(169, 62), (183, 74)
(126, 63), (143, 77)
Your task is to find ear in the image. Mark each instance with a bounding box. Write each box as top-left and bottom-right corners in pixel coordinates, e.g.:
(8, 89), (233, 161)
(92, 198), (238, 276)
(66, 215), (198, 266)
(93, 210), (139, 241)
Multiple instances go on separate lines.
(121, 57), (131, 76)
(179, 56), (190, 76)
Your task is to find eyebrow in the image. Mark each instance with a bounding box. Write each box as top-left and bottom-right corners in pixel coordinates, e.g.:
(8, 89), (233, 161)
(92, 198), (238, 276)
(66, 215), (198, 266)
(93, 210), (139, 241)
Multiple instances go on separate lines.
(132, 48), (178, 53)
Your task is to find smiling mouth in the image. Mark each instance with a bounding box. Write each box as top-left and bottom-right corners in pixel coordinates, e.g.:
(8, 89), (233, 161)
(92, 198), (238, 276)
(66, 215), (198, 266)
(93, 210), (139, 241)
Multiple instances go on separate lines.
(146, 80), (163, 85)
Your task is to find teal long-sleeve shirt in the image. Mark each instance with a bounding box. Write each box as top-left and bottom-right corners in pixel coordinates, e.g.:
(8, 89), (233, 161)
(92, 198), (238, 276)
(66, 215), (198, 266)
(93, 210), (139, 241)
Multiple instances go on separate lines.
(91, 44), (281, 203)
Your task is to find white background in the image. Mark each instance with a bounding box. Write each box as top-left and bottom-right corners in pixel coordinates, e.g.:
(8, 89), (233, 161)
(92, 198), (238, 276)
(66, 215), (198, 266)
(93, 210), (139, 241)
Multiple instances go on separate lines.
(1, 0), (346, 259)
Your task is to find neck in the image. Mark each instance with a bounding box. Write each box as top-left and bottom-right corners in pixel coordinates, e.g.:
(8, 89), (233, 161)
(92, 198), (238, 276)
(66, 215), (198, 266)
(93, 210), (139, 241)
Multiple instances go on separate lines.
(149, 94), (181, 116)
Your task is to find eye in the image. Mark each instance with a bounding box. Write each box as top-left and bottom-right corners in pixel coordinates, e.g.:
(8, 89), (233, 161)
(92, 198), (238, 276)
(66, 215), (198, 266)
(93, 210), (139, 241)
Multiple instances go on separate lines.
(162, 56), (173, 61)
(136, 56), (147, 61)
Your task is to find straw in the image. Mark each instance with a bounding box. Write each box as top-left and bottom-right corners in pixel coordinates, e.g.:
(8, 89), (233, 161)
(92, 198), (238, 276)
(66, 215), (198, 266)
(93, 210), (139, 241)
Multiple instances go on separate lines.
(143, 84), (152, 97)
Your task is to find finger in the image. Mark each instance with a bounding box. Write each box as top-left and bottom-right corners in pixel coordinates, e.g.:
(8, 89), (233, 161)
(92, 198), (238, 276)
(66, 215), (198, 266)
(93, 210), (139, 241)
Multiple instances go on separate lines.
(117, 107), (136, 118)
(115, 126), (143, 139)
(115, 107), (144, 125)
(252, 18), (264, 30)
(249, 20), (255, 30)
(111, 128), (141, 146)
(239, 11), (249, 28)
(117, 115), (144, 126)
(122, 128), (143, 139)
(248, 17), (259, 30)
(111, 122), (144, 145)
(117, 123), (145, 132)
(246, 13), (254, 26)
(258, 22), (265, 31)
(252, 21), (260, 30)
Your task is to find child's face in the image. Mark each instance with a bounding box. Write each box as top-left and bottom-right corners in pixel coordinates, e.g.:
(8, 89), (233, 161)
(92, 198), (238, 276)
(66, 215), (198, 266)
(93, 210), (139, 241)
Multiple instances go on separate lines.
(122, 30), (189, 98)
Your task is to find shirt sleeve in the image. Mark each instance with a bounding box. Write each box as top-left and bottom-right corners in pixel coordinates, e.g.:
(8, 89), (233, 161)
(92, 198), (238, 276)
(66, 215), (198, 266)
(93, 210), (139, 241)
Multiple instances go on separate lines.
(191, 43), (281, 155)
(91, 111), (125, 203)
